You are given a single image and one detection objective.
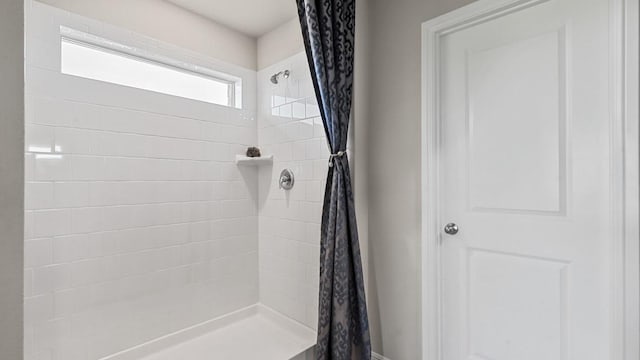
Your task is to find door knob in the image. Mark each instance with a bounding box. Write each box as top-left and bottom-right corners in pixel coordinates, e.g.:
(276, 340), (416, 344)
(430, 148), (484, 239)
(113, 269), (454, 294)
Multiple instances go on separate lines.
(444, 223), (459, 235)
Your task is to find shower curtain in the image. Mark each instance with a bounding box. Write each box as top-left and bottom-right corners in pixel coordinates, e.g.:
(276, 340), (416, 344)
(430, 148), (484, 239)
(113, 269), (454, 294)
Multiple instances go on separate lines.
(296, 1), (371, 359)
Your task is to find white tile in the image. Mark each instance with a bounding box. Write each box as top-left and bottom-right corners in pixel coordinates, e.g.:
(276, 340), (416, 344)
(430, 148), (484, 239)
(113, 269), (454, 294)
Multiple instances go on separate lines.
(25, 153), (36, 182)
(119, 181), (158, 205)
(71, 155), (105, 181)
(24, 294), (54, 325)
(33, 318), (72, 354)
(70, 259), (105, 287)
(313, 117), (325, 139)
(278, 103), (292, 119)
(88, 182), (120, 207)
(33, 154), (72, 181)
(25, 182), (54, 210)
(54, 182), (89, 208)
(306, 100), (321, 118)
(312, 159), (328, 179)
(292, 142), (307, 162)
(53, 287), (91, 317)
(298, 120), (314, 140)
(305, 181), (324, 202)
(25, 238), (53, 268)
(292, 101), (306, 119)
(25, 269), (34, 298)
(87, 232), (117, 258)
(284, 81), (301, 103)
(71, 207), (103, 234)
(272, 95), (286, 107)
(221, 199), (256, 219)
(54, 127), (95, 155)
(256, 54), (323, 330)
(52, 235), (90, 263)
(25, 211), (36, 241)
(123, 227), (157, 251)
(33, 264), (72, 294)
(33, 210), (72, 238)
(102, 205), (133, 230)
(25, 124), (55, 153)
(275, 142), (293, 162)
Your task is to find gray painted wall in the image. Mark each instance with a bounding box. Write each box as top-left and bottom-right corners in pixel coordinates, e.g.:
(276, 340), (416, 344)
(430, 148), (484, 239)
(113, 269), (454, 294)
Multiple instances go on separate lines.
(353, 0), (371, 307)
(37, 0), (258, 70)
(365, 0), (475, 359)
(0, 0), (24, 359)
(257, 17), (303, 70)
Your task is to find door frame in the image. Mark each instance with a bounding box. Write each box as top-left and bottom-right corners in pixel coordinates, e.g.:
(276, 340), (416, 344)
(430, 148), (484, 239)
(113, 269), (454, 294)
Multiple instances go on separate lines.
(420, 0), (639, 359)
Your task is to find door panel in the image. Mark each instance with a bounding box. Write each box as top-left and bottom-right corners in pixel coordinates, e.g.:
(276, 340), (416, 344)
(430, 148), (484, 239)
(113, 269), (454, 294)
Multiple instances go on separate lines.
(467, 29), (566, 214)
(467, 249), (568, 360)
(439, 1), (611, 359)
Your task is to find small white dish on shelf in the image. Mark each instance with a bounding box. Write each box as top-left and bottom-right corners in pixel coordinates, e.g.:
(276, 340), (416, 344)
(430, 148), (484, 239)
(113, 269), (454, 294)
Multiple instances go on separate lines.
(235, 154), (273, 166)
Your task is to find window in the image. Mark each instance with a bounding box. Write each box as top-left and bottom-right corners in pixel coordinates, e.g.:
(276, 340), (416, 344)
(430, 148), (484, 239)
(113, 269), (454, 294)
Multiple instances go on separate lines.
(60, 29), (241, 108)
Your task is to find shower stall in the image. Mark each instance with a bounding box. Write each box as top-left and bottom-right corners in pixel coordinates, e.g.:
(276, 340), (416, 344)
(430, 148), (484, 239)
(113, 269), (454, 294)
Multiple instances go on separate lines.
(23, 1), (324, 359)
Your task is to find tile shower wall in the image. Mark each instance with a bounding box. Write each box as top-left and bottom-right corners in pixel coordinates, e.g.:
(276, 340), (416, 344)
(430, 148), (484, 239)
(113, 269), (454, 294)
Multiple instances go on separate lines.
(257, 52), (329, 329)
(24, 2), (258, 359)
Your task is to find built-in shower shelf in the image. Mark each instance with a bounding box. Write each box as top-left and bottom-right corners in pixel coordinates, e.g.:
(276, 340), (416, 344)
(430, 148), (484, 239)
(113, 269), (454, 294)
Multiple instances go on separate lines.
(235, 155), (273, 166)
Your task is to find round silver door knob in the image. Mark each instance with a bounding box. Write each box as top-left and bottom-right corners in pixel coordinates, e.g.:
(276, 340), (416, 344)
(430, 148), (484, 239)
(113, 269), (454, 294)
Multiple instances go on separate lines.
(444, 223), (459, 235)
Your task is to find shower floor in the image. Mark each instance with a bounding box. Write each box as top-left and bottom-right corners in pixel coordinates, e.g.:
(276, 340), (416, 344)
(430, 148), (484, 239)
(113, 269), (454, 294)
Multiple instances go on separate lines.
(102, 305), (316, 360)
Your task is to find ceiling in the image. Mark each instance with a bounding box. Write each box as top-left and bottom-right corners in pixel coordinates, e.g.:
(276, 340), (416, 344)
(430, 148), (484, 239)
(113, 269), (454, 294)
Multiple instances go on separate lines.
(166, 0), (298, 37)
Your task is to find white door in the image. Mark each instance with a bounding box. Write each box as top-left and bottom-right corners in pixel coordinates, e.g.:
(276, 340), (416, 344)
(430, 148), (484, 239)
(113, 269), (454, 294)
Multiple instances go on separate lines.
(438, 0), (613, 359)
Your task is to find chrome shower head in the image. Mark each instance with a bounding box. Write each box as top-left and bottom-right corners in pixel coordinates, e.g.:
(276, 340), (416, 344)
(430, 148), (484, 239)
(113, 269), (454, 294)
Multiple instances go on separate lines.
(270, 70), (290, 84)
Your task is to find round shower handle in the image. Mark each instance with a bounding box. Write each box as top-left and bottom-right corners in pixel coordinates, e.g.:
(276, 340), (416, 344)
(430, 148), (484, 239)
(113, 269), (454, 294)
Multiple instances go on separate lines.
(279, 169), (295, 190)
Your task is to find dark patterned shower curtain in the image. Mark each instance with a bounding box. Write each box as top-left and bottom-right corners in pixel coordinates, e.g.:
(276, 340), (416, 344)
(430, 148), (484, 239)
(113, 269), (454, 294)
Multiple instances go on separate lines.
(296, 1), (371, 359)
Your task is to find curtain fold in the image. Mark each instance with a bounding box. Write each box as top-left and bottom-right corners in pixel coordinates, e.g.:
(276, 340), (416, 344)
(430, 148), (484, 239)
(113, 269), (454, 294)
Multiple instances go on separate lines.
(296, 1), (371, 359)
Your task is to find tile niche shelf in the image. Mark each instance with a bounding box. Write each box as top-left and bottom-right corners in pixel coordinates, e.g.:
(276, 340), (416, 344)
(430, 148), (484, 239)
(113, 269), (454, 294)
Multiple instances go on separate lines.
(235, 154), (274, 166)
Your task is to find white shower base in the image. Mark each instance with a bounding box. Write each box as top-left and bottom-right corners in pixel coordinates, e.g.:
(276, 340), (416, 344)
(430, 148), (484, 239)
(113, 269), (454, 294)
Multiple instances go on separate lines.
(101, 305), (316, 360)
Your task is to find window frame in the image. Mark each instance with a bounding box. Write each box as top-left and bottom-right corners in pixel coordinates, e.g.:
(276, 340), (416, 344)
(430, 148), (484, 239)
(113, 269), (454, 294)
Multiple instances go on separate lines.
(59, 26), (242, 108)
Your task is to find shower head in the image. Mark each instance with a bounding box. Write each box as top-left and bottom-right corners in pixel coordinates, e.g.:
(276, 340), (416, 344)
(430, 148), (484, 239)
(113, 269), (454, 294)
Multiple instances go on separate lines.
(270, 70), (290, 84)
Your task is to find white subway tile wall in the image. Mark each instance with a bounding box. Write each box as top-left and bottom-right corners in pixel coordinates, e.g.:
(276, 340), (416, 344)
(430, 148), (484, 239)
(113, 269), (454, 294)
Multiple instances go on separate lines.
(257, 52), (329, 330)
(25, 2), (326, 359)
(25, 2), (259, 359)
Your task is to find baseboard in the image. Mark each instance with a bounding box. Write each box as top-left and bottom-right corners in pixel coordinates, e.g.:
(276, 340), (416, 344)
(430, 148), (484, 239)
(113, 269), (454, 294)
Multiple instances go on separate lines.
(372, 352), (390, 360)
